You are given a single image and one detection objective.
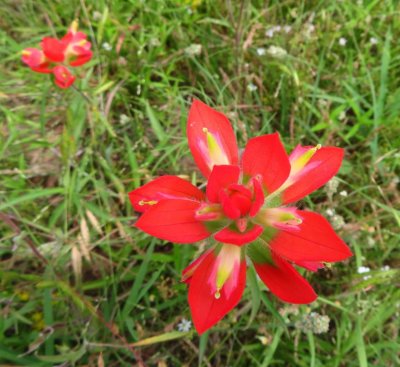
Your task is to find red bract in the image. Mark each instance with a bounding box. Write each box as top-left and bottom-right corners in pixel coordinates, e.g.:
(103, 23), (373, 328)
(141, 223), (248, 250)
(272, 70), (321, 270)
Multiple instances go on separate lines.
(129, 99), (352, 334)
(21, 20), (92, 88)
(53, 65), (75, 89)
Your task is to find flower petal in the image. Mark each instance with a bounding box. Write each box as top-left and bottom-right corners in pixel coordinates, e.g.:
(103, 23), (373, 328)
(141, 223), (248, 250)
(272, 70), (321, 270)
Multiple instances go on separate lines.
(269, 210), (352, 262)
(53, 65), (75, 89)
(254, 252), (317, 304)
(296, 261), (324, 272)
(182, 249), (213, 284)
(214, 224), (263, 246)
(69, 50), (93, 66)
(283, 146), (344, 204)
(206, 165), (240, 203)
(41, 37), (67, 62)
(135, 199), (210, 243)
(21, 48), (44, 67)
(187, 99), (239, 178)
(30, 64), (53, 74)
(188, 247), (246, 334)
(242, 133), (291, 194)
(129, 175), (205, 213)
(249, 176), (264, 217)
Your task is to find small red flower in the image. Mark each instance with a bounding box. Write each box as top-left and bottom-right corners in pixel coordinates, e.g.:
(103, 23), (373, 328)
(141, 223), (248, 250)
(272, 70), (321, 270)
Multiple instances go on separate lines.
(129, 99), (352, 334)
(53, 65), (75, 89)
(21, 20), (92, 88)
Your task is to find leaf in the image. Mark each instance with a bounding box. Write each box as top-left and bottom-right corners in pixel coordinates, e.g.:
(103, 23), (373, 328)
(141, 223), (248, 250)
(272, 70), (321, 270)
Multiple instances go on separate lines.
(130, 331), (190, 347)
(246, 266), (261, 327)
(355, 318), (368, 367)
(145, 100), (166, 142)
(0, 188), (63, 211)
(121, 240), (156, 320)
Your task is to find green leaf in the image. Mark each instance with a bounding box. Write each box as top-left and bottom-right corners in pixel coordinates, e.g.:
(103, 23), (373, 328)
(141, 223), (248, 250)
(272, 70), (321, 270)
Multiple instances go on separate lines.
(246, 266), (261, 327)
(246, 239), (274, 265)
(131, 331), (191, 347)
(145, 100), (166, 142)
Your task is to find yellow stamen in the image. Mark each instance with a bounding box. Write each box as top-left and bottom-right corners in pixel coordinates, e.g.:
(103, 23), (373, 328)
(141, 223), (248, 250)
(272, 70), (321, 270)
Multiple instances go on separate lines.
(202, 127), (229, 167)
(70, 19), (79, 33)
(214, 245), (241, 298)
(138, 200), (158, 206)
(258, 208), (303, 227)
(291, 144), (322, 175)
(21, 50), (31, 56)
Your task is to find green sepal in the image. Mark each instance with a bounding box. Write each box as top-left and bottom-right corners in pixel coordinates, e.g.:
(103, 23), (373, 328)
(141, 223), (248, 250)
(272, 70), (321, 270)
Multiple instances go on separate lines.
(263, 193), (282, 208)
(259, 225), (278, 242)
(246, 238), (275, 266)
(203, 218), (230, 234)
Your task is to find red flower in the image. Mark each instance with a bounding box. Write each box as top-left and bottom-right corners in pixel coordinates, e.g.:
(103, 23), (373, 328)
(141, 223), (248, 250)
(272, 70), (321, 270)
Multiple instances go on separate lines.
(53, 65), (75, 89)
(21, 20), (92, 88)
(129, 99), (352, 334)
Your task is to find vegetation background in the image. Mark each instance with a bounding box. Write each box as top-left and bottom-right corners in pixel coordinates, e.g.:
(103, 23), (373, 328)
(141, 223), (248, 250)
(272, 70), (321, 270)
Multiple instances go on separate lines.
(0, 0), (399, 366)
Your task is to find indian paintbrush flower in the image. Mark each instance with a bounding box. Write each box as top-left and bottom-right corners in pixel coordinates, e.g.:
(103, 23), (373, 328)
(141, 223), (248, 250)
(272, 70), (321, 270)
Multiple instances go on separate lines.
(129, 99), (352, 334)
(21, 20), (92, 88)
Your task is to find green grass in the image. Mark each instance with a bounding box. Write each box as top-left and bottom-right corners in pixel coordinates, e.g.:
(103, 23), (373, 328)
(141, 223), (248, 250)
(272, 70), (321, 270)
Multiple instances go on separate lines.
(1, 0), (399, 365)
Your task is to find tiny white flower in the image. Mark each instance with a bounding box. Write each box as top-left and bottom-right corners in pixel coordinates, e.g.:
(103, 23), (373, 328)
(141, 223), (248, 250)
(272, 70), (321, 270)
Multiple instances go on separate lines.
(119, 114), (130, 125)
(381, 265), (390, 271)
(325, 208), (335, 217)
(256, 47), (266, 56)
(370, 37), (378, 45)
(339, 37), (347, 46)
(136, 84), (141, 96)
(339, 190), (348, 197)
(102, 42), (112, 51)
(266, 28), (275, 38)
(184, 44), (202, 56)
(357, 266), (370, 274)
(331, 214), (345, 230)
(177, 318), (192, 332)
(93, 11), (102, 21)
(247, 83), (258, 92)
(283, 25), (292, 33)
(274, 25), (282, 32)
(339, 111), (346, 121)
(357, 266), (371, 280)
(326, 177), (339, 196)
(267, 45), (287, 58)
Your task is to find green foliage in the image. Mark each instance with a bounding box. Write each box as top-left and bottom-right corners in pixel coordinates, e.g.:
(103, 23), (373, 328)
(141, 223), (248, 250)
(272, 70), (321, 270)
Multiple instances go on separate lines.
(0, 0), (399, 365)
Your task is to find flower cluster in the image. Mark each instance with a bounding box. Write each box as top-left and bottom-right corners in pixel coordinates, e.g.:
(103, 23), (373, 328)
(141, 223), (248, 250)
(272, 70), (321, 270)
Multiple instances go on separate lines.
(129, 99), (352, 334)
(21, 21), (92, 88)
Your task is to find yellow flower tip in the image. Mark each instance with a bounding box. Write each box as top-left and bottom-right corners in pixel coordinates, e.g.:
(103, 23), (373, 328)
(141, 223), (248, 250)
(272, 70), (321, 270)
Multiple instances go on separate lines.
(70, 19), (79, 33)
(310, 144), (322, 153)
(21, 50), (30, 56)
(202, 127), (208, 133)
(138, 199), (158, 206)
